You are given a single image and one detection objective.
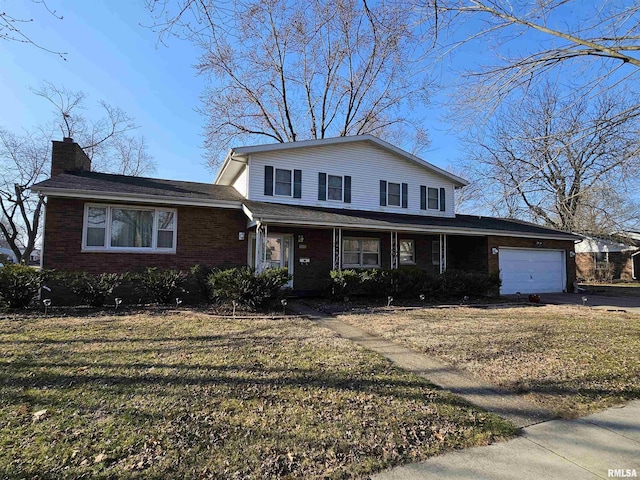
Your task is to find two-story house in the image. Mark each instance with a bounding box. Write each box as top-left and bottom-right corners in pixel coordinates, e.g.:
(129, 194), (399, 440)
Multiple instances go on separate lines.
(33, 135), (577, 297)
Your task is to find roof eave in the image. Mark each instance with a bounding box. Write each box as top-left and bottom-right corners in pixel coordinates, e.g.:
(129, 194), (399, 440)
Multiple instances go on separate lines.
(245, 212), (576, 240)
(32, 186), (243, 209)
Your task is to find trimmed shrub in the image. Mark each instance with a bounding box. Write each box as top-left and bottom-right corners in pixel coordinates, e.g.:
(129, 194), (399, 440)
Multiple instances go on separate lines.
(190, 264), (215, 302)
(328, 267), (501, 301)
(439, 270), (501, 298)
(208, 267), (290, 311)
(0, 264), (44, 309)
(62, 272), (125, 307)
(329, 269), (361, 300)
(136, 267), (188, 305)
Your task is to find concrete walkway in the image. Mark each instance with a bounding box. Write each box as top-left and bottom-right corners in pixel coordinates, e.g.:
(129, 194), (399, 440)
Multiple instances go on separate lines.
(290, 302), (640, 479)
(290, 302), (554, 428)
(374, 400), (640, 480)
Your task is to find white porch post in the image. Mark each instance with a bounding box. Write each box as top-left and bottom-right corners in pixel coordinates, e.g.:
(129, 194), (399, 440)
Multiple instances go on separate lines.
(255, 222), (268, 273)
(440, 234), (447, 273)
(332, 227), (342, 270)
(390, 231), (398, 269)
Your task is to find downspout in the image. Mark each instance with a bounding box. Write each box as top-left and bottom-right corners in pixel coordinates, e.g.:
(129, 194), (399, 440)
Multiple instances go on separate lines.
(632, 250), (640, 280)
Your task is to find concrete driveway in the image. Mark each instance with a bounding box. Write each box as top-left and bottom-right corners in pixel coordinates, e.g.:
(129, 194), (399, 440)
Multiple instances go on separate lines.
(542, 292), (640, 312)
(374, 401), (640, 480)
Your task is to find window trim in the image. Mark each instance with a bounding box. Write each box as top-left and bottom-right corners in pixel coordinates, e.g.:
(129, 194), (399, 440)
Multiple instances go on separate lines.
(387, 182), (401, 206)
(82, 203), (177, 253)
(427, 187), (440, 210)
(399, 239), (415, 265)
(342, 237), (381, 268)
(327, 174), (344, 202)
(274, 168), (293, 197)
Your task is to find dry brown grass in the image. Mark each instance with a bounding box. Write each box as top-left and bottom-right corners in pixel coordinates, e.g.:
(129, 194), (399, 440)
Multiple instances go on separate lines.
(0, 311), (515, 479)
(337, 305), (640, 418)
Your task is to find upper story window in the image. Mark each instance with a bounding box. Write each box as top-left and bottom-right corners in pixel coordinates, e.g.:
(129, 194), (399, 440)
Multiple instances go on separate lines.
(83, 204), (176, 252)
(318, 173), (351, 203)
(388, 182), (401, 206)
(380, 181), (408, 208)
(328, 175), (343, 201)
(421, 186), (446, 212)
(342, 237), (380, 268)
(275, 168), (292, 196)
(264, 166), (301, 198)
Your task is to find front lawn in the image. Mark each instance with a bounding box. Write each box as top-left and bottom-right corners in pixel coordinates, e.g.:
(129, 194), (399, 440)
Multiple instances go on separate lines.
(0, 312), (515, 479)
(338, 305), (640, 418)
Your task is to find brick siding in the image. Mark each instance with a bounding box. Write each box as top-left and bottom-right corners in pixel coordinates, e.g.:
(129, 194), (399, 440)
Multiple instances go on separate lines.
(576, 251), (637, 282)
(43, 198), (249, 274)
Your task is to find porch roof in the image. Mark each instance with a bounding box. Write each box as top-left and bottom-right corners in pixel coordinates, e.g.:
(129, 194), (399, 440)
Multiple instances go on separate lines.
(242, 201), (578, 241)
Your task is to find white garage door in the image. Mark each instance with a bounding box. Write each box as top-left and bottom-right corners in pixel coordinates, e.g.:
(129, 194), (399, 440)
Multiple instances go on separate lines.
(499, 248), (565, 295)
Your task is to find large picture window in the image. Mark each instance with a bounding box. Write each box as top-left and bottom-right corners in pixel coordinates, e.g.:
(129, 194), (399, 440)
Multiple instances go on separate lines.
(83, 204), (177, 252)
(342, 237), (380, 268)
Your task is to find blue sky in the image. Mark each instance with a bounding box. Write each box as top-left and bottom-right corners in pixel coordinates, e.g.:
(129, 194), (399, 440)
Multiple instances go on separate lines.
(0, 0), (463, 182)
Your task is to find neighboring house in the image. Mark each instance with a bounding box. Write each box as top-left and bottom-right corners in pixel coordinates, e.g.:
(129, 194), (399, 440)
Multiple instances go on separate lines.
(0, 238), (18, 263)
(32, 136), (578, 297)
(575, 234), (640, 282)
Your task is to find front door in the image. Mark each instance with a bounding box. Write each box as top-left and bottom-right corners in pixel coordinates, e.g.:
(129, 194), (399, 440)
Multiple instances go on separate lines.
(248, 234), (294, 287)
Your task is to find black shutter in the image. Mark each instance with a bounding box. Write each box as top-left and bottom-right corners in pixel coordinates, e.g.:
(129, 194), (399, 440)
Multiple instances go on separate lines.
(264, 166), (273, 196)
(379, 180), (387, 206)
(344, 176), (351, 203)
(420, 186), (426, 210)
(401, 183), (408, 208)
(318, 173), (326, 201)
(293, 169), (302, 198)
(440, 188), (446, 211)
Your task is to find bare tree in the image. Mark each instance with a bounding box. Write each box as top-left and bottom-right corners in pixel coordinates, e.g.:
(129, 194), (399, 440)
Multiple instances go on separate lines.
(0, 84), (155, 263)
(461, 83), (640, 234)
(146, 0), (429, 167)
(422, 0), (640, 125)
(0, 0), (66, 59)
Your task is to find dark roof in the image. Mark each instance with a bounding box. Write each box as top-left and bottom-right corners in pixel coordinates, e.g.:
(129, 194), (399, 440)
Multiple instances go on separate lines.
(243, 201), (578, 240)
(32, 171), (244, 202)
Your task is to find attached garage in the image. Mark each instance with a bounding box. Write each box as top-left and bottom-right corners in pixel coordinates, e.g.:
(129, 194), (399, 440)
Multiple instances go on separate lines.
(499, 248), (566, 295)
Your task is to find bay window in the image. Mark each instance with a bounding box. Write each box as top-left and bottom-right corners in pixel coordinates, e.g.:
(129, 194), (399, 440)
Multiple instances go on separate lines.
(83, 204), (177, 252)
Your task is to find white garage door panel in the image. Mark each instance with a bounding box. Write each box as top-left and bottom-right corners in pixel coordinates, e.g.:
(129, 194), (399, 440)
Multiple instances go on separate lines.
(499, 248), (565, 294)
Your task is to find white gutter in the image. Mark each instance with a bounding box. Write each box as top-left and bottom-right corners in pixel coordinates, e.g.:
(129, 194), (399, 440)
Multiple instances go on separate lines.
(244, 214), (577, 241)
(31, 187), (244, 210)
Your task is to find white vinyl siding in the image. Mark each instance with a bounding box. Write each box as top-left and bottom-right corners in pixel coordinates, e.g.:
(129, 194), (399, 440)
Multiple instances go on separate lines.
(246, 142), (455, 217)
(232, 167), (248, 197)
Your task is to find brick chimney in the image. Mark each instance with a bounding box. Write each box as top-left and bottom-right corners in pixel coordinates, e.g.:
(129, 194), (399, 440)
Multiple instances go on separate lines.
(51, 137), (91, 177)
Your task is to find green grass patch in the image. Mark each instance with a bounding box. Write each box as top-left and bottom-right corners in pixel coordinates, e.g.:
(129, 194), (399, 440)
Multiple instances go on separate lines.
(0, 312), (515, 478)
(338, 305), (640, 418)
